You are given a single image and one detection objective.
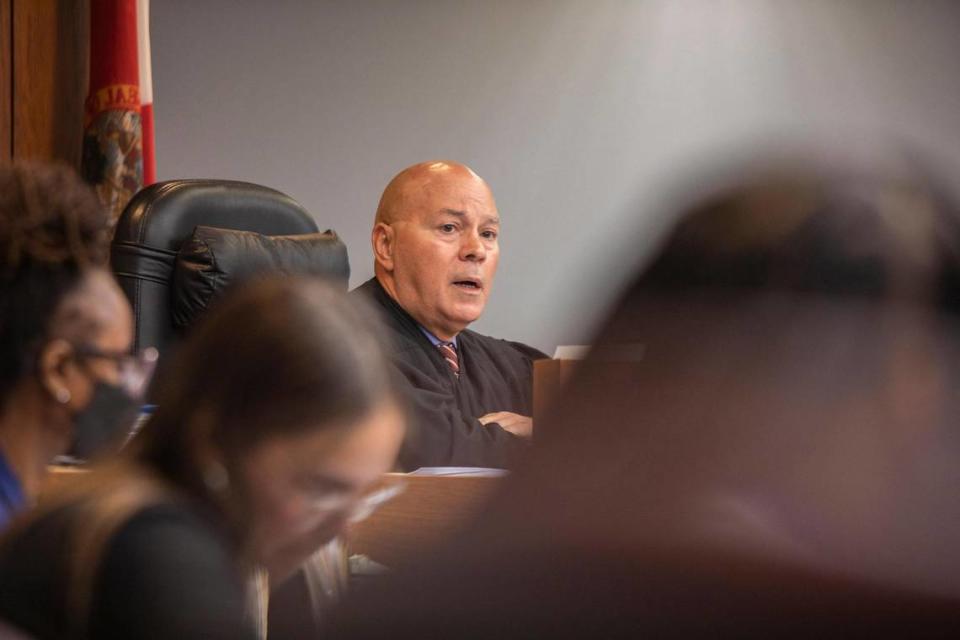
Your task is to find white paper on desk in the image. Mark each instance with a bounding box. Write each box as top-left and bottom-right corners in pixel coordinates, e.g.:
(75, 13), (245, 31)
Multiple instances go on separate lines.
(348, 482), (406, 524)
(409, 467), (509, 477)
(560, 343), (646, 362)
(552, 345), (591, 360)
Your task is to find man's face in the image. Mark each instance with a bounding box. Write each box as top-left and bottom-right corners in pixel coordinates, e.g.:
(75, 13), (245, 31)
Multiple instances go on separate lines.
(384, 172), (500, 340)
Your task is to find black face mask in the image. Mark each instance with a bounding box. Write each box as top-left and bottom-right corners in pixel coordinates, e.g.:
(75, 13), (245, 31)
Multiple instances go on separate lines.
(68, 381), (141, 461)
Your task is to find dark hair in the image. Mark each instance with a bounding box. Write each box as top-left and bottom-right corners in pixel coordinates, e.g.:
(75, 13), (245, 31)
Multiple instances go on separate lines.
(0, 163), (111, 405)
(636, 170), (960, 309)
(134, 276), (396, 495)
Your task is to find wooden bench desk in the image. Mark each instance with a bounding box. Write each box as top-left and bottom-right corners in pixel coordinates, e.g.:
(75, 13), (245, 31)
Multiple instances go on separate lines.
(347, 473), (503, 569)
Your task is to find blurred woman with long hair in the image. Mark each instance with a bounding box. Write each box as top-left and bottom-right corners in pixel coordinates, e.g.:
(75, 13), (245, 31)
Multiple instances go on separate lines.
(0, 277), (404, 639)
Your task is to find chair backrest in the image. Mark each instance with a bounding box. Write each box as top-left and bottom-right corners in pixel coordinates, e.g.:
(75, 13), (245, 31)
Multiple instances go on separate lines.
(110, 179), (326, 356)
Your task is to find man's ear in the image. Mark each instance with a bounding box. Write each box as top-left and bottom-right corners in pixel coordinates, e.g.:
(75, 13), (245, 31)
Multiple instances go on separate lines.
(37, 339), (77, 406)
(372, 223), (395, 272)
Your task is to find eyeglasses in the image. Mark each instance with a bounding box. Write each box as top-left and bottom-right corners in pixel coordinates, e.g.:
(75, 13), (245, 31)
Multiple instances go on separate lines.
(71, 345), (160, 397)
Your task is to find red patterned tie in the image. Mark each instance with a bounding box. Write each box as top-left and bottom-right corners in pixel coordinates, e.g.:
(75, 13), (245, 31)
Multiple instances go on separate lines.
(437, 342), (460, 378)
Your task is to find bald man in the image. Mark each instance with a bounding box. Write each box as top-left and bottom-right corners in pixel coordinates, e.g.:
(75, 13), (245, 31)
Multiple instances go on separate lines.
(355, 161), (546, 470)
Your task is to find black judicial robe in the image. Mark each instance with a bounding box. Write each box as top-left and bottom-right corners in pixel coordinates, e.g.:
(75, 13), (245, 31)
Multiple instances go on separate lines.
(355, 278), (546, 470)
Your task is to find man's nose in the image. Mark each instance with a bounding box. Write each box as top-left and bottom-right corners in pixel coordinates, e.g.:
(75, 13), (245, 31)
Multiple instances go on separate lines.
(460, 231), (486, 262)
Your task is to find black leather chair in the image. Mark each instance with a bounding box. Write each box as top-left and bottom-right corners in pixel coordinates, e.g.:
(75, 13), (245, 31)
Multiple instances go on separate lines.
(111, 179), (349, 357)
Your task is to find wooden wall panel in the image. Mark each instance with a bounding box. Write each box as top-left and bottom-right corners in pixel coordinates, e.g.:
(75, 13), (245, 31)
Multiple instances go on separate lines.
(0, 0), (11, 162)
(12, 0), (87, 167)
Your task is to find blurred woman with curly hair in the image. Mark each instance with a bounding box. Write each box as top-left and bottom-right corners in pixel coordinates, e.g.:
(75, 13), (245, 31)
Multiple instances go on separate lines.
(0, 163), (148, 527)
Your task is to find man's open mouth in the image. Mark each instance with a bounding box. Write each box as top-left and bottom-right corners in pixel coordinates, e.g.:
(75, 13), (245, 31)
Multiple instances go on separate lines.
(453, 279), (482, 290)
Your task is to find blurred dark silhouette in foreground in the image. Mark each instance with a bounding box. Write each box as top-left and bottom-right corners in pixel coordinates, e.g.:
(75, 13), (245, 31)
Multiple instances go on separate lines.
(328, 156), (960, 637)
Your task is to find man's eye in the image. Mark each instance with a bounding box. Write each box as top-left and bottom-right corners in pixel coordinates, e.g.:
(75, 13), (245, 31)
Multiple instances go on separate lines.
(481, 230), (498, 240)
(440, 224), (457, 233)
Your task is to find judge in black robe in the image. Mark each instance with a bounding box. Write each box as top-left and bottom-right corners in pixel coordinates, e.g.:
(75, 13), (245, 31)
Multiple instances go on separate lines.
(356, 160), (548, 471)
(356, 277), (545, 470)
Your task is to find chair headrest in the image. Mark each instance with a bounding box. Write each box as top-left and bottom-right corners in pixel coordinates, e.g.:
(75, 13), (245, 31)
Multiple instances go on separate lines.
(172, 225), (350, 331)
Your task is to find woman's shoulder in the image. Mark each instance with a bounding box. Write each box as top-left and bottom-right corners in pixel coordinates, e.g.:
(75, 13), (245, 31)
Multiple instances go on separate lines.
(101, 501), (238, 576)
(91, 501), (254, 639)
(0, 491), (255, 640)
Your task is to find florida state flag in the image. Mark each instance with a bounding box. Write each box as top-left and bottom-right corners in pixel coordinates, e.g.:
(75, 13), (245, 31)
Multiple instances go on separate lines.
(82, 0), (155, 225)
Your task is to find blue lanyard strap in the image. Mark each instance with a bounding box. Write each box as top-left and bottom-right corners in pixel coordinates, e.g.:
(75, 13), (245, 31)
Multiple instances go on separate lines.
(0, 451), (25, 519)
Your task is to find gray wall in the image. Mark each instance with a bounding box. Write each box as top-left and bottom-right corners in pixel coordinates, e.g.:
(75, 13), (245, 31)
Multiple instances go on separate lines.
(151, 0), (960, 354)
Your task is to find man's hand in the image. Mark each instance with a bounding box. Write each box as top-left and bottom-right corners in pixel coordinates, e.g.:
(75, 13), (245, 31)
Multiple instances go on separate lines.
(479, 411), (533, 438)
